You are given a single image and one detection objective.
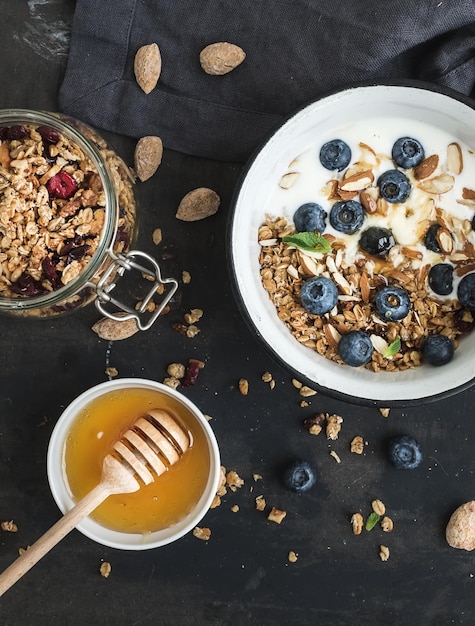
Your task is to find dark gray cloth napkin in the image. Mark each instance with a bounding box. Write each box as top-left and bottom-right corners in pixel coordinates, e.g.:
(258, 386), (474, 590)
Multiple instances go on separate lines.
(58, 0), (475, 163)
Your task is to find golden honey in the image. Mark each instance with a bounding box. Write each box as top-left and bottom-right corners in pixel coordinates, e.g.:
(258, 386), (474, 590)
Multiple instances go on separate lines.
(64, 387), (210, 534)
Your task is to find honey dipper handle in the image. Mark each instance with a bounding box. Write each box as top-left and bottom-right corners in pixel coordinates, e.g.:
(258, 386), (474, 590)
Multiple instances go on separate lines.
(0, 483), (110, 598)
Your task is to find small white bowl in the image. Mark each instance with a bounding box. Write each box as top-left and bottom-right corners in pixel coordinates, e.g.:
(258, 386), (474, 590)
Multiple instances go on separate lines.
(229, 82), (475, 405)
(47, 378), (220, 550)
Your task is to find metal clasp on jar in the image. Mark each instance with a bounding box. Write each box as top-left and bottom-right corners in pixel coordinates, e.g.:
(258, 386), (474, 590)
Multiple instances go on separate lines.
(88, 250), (178, 331)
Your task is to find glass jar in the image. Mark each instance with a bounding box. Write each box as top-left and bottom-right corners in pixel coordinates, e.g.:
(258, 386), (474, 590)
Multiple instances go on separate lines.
(0, 109), (177, 329)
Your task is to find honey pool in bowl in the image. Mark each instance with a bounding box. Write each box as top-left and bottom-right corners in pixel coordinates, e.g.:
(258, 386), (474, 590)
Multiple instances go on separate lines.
(48, 379), (220, 549)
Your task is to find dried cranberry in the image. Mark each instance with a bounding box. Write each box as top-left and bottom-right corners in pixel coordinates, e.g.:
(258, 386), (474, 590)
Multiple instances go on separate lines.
(36, 125), (60, 144)
(42, 257), (61, 288)
(10, 274), (46, 297)
(115, 225), (130, 247)
(43, 144), (56, 165)
(0, 127), (9, 140)
(6, 125), (28, 140)
(454, 309), (475, 334)
(182, 359), (204, 386)
(66, 244), (90, 263)
(47, 171), (78, 199)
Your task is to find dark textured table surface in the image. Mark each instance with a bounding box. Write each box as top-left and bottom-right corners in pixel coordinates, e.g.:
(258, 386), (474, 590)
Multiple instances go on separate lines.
(1, 2), (475, 625)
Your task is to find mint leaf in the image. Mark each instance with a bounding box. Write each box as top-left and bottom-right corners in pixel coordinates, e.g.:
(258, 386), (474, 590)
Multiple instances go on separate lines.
(282, 232), (331, 254)
(365, 512), (381, 531)
(384, 337), (401, 357)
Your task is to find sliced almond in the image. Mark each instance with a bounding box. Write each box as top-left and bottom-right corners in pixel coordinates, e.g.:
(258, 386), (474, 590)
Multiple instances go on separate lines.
(418, 173), (454, 194)
(0, 142), (10, 168)
(360, 187), (379, 213)
(413, 154), (439, 180)
(359, 272), (371, 303)
(279, 172), (299, 189)
(324, 323), (341, 348)
(447, 142), (463, 175)
(436, 227), (454, 254)
(370, 334), (389, 355)
(298, 252), (320, 276)
(332, 270), (352, 295)
(462, 187), (475, 200)
(339, 170), (374, 192)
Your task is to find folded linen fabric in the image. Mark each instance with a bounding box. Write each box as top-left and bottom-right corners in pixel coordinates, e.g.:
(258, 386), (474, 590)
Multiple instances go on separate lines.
(58, 0), (475, 162)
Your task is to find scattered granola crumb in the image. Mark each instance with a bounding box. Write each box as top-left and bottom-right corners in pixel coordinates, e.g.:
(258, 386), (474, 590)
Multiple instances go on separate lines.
(193, 527), (211, 541)
(100, 562), (112, 578)
(351, 513), (364, 535)
(350, 435), (365, 454)
(209, 495), (221, 509)
(105, 366), (118, 378)
(186, 324), (200, 338)
(268, 507), (287, 524)
(184, 308), (203, 324)
(299, 385), (317, 397)
(231, 505), (240, 513)
(204, 414), (213, 421)
(255, 495), (266, 511)
(329, 450), (341, 463)
(379, 545), (390, 561)
(167, 362), (186, 379)
(381, 516), (394, 532)
(261, 371), (272, 383)
(303, 412), (326, 436)
(288, 551), (298, 563)
(326, 414), (343, 440)
(226, 470), (244, 491)
(18, 546), (30, 556)
(379, 407), (391, 418)
(163, 376), (180, 390)
(372, 499), (386, 516)
(253, 473), (263, 482)
(291, 378), (303, 389)
(216, 466), (227, 497)
(152, 228), (162, 245)
(239, 378), (249, 395)
(182, 270), (191, 284)
(300, 400), (309, 408)
(1, 520), (18, 533)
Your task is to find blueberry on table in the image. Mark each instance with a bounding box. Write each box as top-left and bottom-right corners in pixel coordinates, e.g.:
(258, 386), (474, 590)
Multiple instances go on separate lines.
(458, 273), (475, 311)
(283, 459), (317, 493)
(377, 169), (411, 203)
(300, 276), (338, 315)
(421, 334), (454, 366)
(428, 263), (454, 296)
(338, 330), (373, 367)
(373, 286), (411, 321)
(319, 139), (351, 171)
(293, 202), (327, 233)
(359, 226), (395, 256)
(388, 435), (423, 470)
(392, 137), (425, 168)
(329, 200), (365, 234)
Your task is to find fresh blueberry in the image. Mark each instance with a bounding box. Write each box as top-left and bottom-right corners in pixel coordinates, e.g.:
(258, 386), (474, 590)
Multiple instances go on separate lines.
(421, 334), (454, 366)
(329, 200), (365, 234)
(338, 330), (373, 367)
(283, 459), (317, 493)
(457, 273), (475, 311)
(300, 276), (338, 315)
(392, 137), (425, 168)
(319, 139), (351, 171)
(472, 214), (475, 232)
(388, 435), (423, 470)
(377, 169), (411, 203)
(293, 202), (327, 233)
(428, 263), (454, 296)
(359, 227), (395, 256)
(373, 286), (411, 321)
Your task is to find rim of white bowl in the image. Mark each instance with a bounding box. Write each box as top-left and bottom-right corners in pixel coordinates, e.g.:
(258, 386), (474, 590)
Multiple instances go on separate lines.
(47, 378), (221, 550)
(228, 80), (475, 406)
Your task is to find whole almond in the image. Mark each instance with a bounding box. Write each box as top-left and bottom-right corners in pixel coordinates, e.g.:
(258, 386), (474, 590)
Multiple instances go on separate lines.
(92, 316), (139, 341)
(176, 187), (220, 221)
(134, 136), (163, 181)
(414, 154), (439, 180)
(446, 501), (475, 551)
(199, 42), (246, 75)
(134, 43), (161, 94)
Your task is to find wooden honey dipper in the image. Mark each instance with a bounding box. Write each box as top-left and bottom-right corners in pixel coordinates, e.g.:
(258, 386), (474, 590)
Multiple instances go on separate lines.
(0, 409), (191, 597)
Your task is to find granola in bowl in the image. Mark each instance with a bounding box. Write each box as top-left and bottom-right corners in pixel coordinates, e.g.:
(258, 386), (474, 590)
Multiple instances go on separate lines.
(230, 84), (475, 402)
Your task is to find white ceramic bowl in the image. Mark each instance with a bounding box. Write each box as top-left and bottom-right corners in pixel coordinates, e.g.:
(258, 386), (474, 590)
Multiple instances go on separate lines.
(47, 379), (220, 550)
(229, 82), (475, 405)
